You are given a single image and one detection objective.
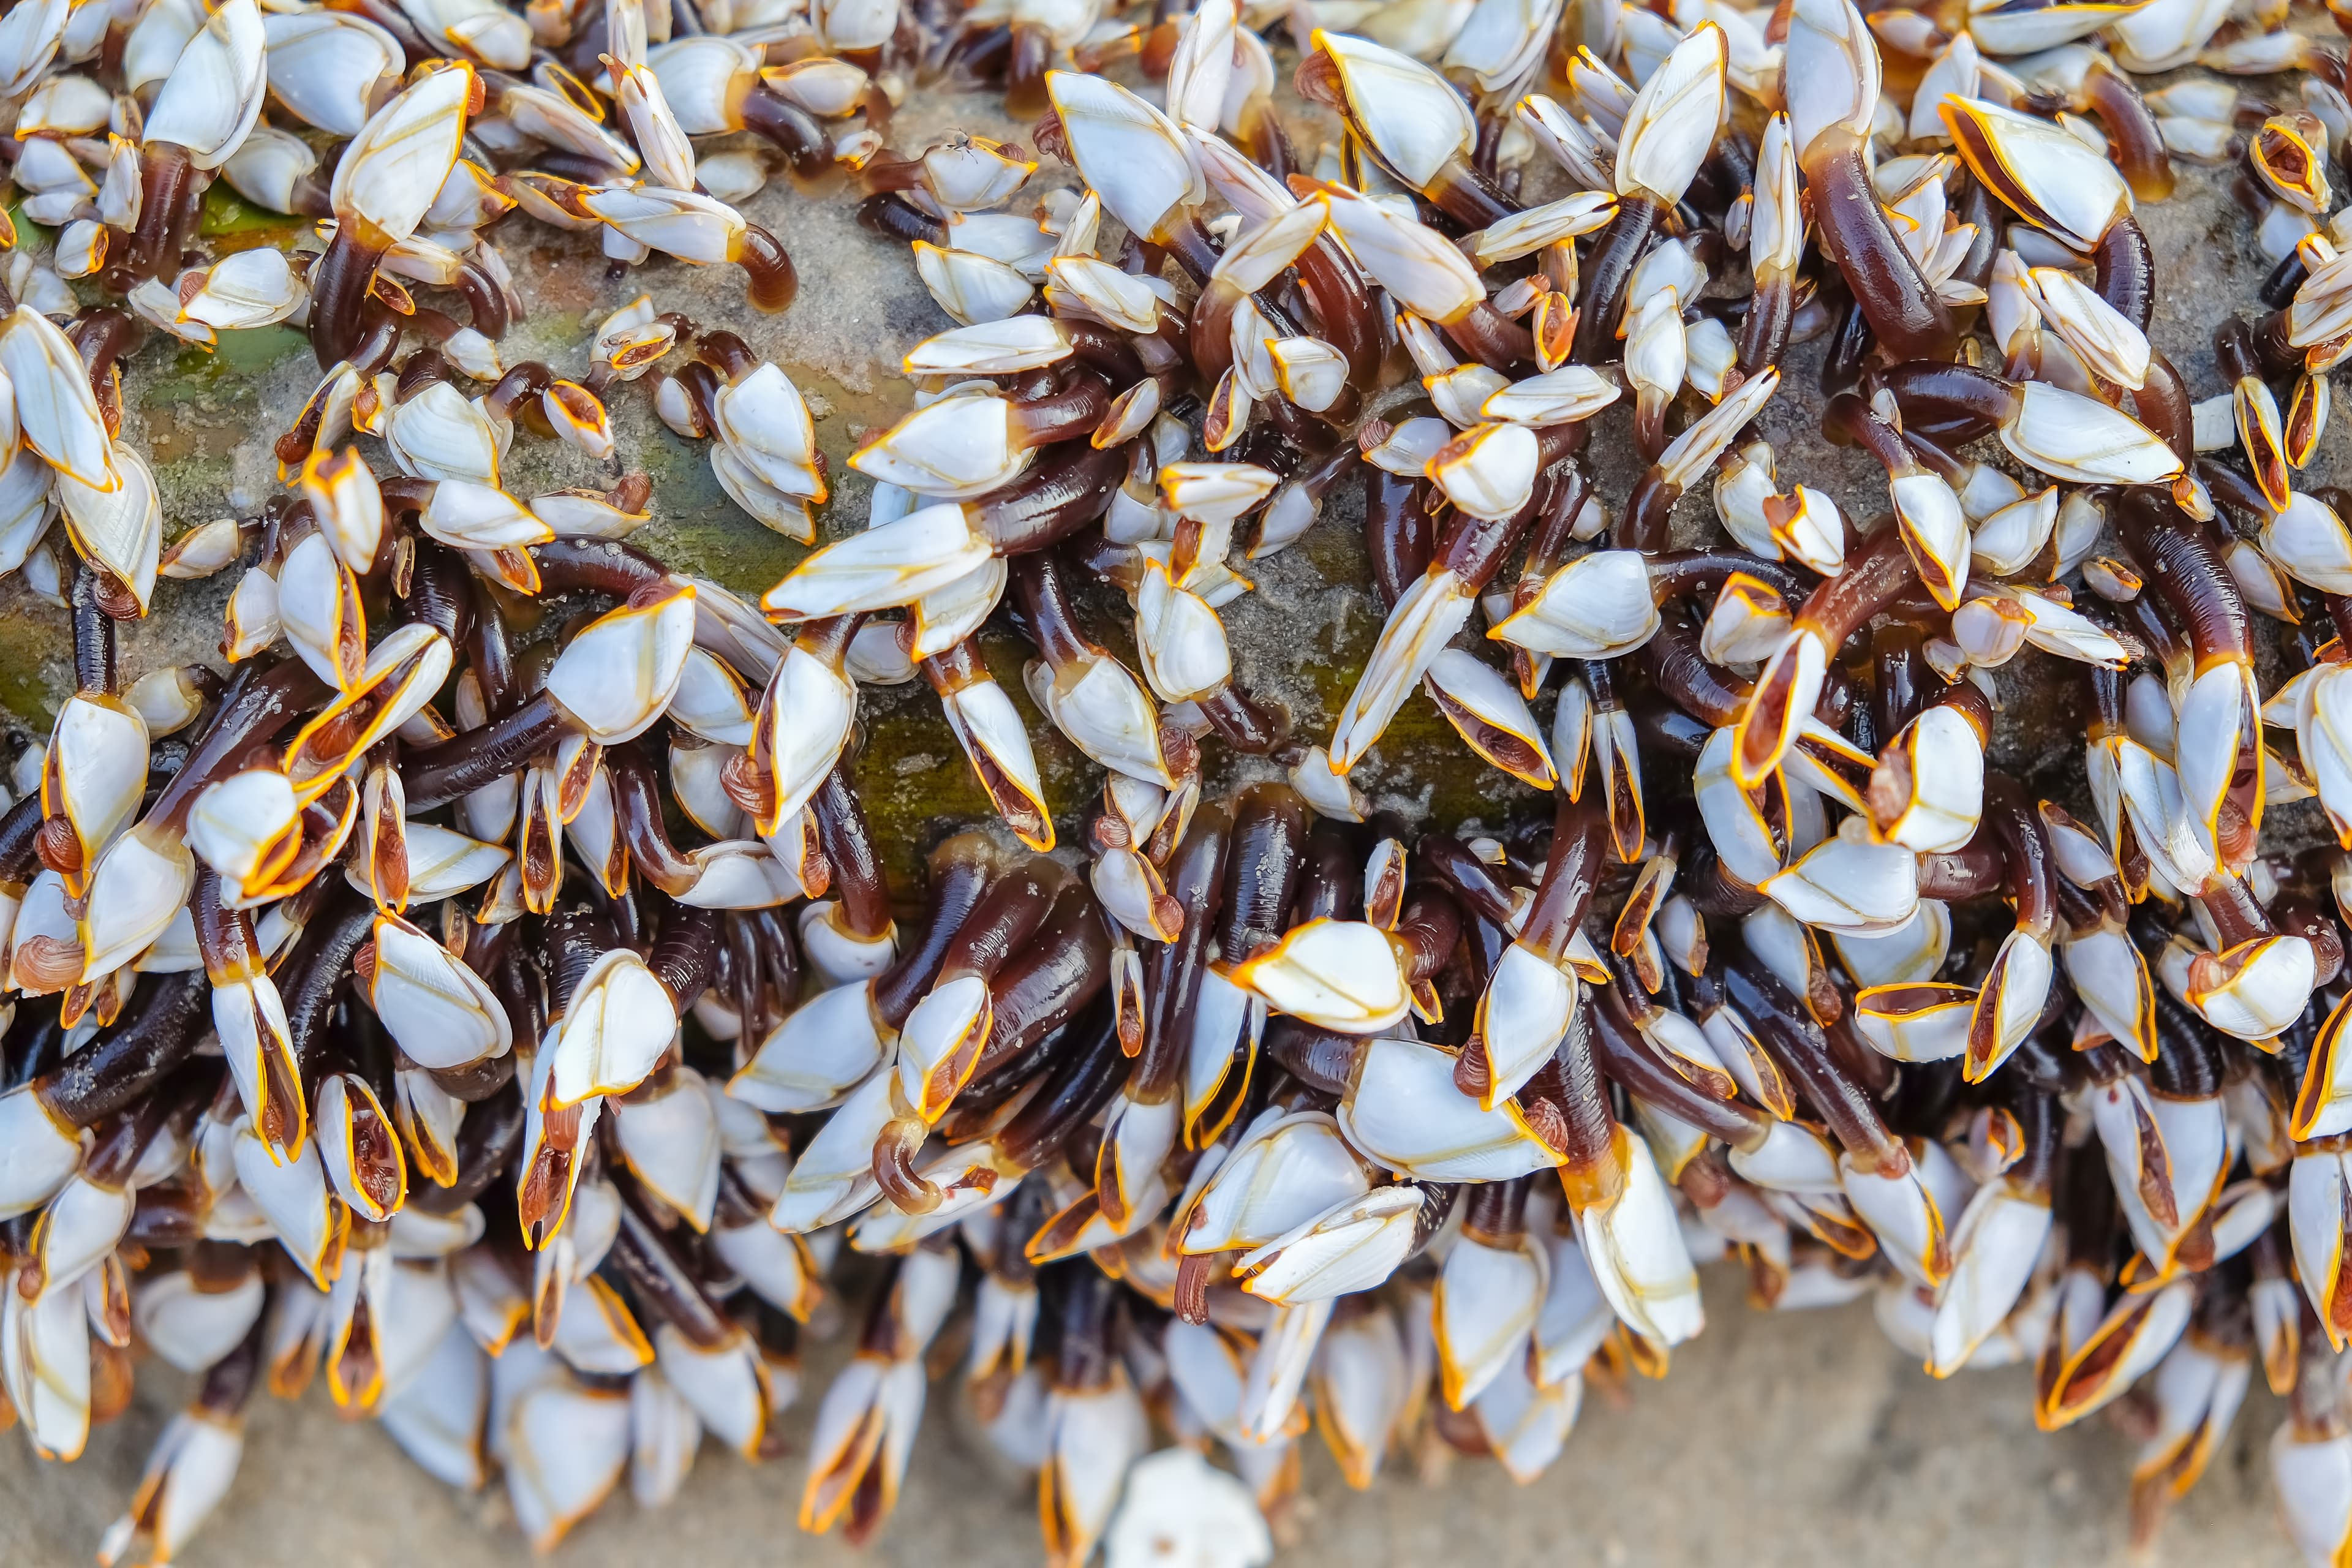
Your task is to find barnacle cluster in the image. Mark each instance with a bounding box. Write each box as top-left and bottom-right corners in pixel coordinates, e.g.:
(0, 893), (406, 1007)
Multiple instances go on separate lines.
(12, 0), (2352, 1559)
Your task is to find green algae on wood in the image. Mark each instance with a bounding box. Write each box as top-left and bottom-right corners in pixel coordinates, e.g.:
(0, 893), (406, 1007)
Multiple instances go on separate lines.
(197, 184), (307, 255)
(141, 325), (309, 404)
(0, 587), (69, 726)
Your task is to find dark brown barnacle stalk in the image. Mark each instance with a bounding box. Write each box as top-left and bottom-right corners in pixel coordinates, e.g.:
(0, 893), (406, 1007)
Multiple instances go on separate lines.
(734, 82), (839, 183)
(1728, 521), (1940, 789)
(1295, 36), (1520, 228)
(12, 972), (208, 1137)
(1184, 199), (1328, 392)
(886, 854), (1071, 1121)
(869, 834), (1006, 1035)
(146, 660), (333, 832)
(1453, 792), (1609, 1104)
(857, 190), (946, 246)
(1136, 801), (1235, 1103)
(1553, 28), (1733, 366)
(307, 66), (478, 366)
(99, 4), (270, 293)
(957, 884), (1114, 1102)
(1723, 959), (1909, 1180)
(605, 742), (700, 897)
(1517, 1008), (1625, 1213)
(973, 440), (1129, 555)
(1736, 115), (1803, 377)
(1306, 178), (1534, 371)
(67, 309), (143, 445)
(1361, 439), (1434, 613)
(805, 763), (896, 971)
(1589, 984), (1771, 1154)
(2111, 490), (2264, 867)
(2073, 55), (2175, 202)
(1804, 133), (1955, 359)
(856, 849), (1068, 1208)
(988, 1001), (1131, 1177)
(1329, 418), (1599, 773)
(608, 1186), (738, 1349)
(1941, 92), (2155, 331)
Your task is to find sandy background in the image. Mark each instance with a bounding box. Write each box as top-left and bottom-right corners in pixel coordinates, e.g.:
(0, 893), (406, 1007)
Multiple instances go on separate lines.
(0, 1270), (2301, 1567)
